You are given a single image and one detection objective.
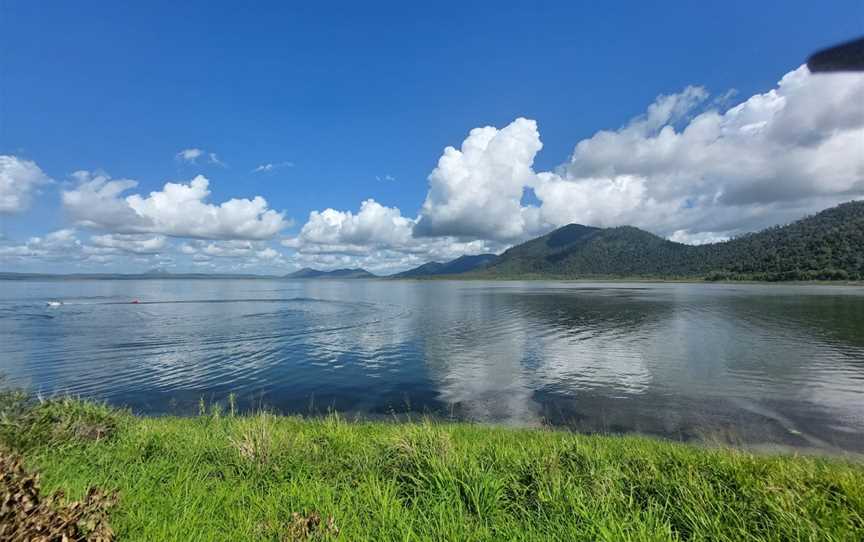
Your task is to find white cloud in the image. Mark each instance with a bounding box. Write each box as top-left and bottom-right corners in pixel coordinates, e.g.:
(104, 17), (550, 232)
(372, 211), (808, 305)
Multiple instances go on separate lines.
(252, 161), (294, 173)
(62, 171), (150, 230)
(0, 228), (287, 272)
(542, 66), (864, 239)
(292, 199), (415, 251)
(62, 172), (288, 240)
(176, 148), (225, 166)
(178, 239), (287, 265)
(90, 233), (167, 254)
(176, 148), (204, 162)
(29, 229), (78, 250)
(415, 65), (864, 243)
(0, 155), (52, 213)
(667, 230), (730, 245)
(0, 229), (170, 266)
(282, 199), (501, 273)
(414, 117), (544, 242)
(0, 229), (111, 265)
(376, 174), (396, 182)
(257, 247), (279, 260)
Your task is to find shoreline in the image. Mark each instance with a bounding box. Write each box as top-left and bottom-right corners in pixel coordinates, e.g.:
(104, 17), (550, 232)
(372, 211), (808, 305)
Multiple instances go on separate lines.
(386, 275), (864, 285)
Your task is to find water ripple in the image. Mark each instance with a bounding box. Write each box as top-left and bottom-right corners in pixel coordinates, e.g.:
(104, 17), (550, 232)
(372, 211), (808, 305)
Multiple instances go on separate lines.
(1, 280), (863, 452)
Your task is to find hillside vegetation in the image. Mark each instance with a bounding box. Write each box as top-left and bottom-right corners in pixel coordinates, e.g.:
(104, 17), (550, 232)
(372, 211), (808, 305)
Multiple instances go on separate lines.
(477, 200), (864, 281)
(393, 254), (497, 278)
(1, 395), (862, 541)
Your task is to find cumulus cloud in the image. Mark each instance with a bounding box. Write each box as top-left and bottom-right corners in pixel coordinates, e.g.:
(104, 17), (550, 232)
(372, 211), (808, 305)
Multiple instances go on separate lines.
(0, 155), (52, 213)
(289, 199), (415, 252)
(62, 172), (288, 240)
(282, 199), (501, 273)
(0, 228), (291, 273)
(178, 239), (286, 265)
(89, 233), (167, 254)
(0, 229), (111, 265)
(416, 65), (864, 243)
(0, 229), (173, 266)
(20, 229), (79, 254)
(0, 227), (290, 273)
(414, 117), (544, 242)
(534, 65), (864, 239)
(252, 161), (294, 173)
(667, 230), (730, 245)
(257, 247), (279, 260)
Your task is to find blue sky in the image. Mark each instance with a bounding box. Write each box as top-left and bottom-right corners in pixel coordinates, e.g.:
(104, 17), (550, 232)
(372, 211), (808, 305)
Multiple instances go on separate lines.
(1, 1), (863, 273)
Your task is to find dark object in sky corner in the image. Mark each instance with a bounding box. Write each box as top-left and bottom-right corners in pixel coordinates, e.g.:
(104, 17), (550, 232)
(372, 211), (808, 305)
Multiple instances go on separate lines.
(807, 36), (864, 72)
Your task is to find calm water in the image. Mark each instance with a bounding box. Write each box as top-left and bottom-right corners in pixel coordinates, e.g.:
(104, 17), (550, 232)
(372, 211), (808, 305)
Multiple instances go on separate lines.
(1, 279), (863, 452)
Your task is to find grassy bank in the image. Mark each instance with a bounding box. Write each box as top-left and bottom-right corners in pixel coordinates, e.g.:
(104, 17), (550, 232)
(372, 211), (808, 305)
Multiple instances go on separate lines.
(2, 396), (863, 541)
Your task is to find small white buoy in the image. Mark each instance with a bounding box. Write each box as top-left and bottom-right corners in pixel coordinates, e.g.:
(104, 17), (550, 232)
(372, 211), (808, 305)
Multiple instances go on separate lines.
(46, 301), (63, 307)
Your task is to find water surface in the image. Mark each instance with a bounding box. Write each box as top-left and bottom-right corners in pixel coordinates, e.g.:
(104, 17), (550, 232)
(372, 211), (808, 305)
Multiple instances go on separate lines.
(1, 279), (863, 452)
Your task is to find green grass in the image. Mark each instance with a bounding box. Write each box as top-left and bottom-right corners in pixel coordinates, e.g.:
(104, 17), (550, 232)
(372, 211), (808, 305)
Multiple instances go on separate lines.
(2, 396), (863, 541)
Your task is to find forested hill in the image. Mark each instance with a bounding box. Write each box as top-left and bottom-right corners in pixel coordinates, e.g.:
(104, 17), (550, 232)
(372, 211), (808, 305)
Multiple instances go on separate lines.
(475, 200), (864, 281)
(392, 254), (497, 278)
(695, 200), (864, 280)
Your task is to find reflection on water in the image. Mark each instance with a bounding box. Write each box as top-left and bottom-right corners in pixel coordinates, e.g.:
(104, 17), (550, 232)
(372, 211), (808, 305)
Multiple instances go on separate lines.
(1, 279), (863, 452)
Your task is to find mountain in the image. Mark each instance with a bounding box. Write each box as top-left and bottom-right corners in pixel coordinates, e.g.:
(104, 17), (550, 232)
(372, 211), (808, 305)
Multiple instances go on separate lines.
(285, 267), (376, 279)
(694, 200), (864, 281)
(474, 200), (864, 281)
(479, 224), (694, 278)
(392, 254), (498, 278)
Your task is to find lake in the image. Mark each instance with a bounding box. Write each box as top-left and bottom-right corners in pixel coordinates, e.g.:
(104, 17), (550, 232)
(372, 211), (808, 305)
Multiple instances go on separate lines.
(1, 279), (863, 453)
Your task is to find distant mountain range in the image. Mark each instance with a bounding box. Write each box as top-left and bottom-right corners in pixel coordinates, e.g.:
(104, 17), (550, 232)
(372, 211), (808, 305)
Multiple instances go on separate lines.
(471, 200), (864, 281)
(284, 267), (377, 279)
(392, 254), (498, 278)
